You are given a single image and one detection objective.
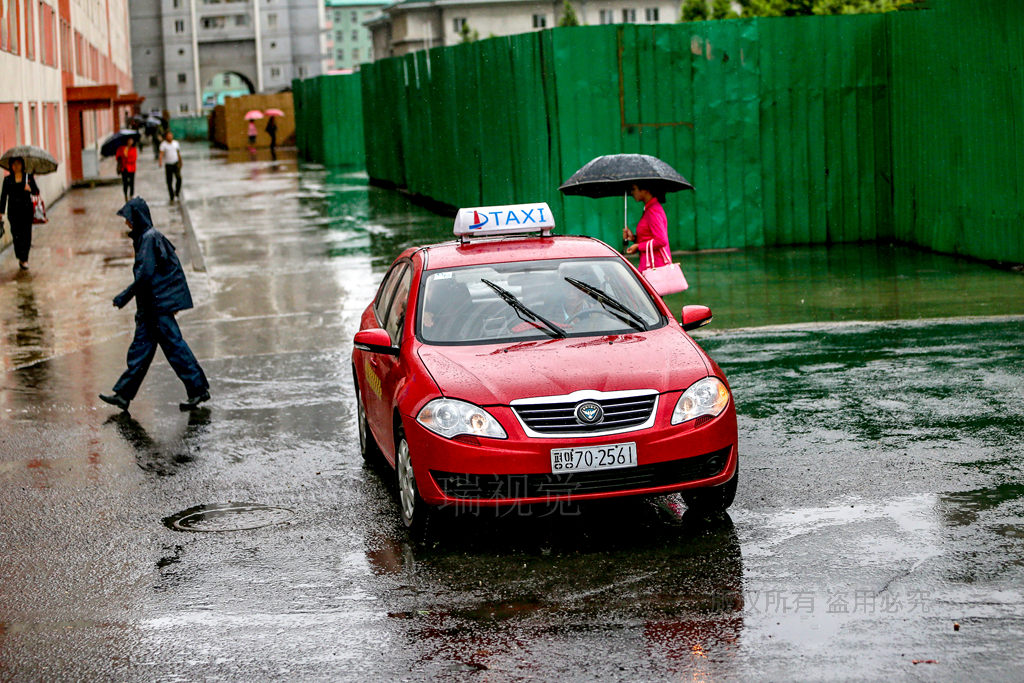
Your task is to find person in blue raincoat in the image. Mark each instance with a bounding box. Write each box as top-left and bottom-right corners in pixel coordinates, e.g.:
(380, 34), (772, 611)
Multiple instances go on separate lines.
(99, 197), (210, 411)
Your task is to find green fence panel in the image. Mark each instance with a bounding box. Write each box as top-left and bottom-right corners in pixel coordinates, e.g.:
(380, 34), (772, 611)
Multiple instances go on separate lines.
(344, 2), (1021, 262)
(169, 116), (208, 141)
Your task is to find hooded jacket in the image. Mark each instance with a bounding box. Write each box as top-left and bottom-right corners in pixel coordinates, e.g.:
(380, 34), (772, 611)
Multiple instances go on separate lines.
(114, 198), (194, 314)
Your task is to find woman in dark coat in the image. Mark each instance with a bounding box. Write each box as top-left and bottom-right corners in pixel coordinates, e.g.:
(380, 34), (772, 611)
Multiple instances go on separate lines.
(0, 157), (41, 270)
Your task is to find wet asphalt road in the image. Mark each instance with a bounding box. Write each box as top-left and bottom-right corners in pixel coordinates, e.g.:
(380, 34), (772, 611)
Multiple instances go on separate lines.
(2, 147), (1024, 680)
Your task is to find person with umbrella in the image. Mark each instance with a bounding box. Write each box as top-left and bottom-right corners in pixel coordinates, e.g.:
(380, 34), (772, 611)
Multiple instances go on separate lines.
(115, 136), (139, 203)
(1, 155), (42, 270)
(622, 183), (670, 271)
(559, 153), (692, 292)
(244, 110), (263, 148)
(264, 108), (284, 152)
(99, 197), (210, 412)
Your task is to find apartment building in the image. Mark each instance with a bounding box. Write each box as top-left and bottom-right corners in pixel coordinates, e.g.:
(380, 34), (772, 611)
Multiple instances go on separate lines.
(367, 0), (681, 59)
(130, 0), (329, 115)
(326, 0), (388, 72)
(0, 0), (137, 194)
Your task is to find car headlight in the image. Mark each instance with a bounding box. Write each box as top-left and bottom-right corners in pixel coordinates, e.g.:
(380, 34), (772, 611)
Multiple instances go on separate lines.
(671, 377), (730, 425)
(416, 398), (507, 440)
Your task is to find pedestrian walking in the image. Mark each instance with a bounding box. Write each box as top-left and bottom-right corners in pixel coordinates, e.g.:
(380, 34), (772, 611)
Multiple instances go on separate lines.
(99, 197), (210, 412)
(622, 182), (671, 271)
(116, 137), (138, 202)
(265, 116), (278, 151)
(158, 131), (183, 202)
(247, 120), (258, 147)
(0, 157), (41, 270)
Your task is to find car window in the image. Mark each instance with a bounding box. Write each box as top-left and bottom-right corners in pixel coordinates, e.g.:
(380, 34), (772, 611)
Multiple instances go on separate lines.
(383, 265), (413, 344)
(374, 262), (407, 325)
(416, 258), (666, 345)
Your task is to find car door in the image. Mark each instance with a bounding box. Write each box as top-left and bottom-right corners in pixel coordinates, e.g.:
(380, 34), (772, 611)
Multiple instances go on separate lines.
(372, 263), (414, 460)
(361, 262), (408, 452)
(360, 262), (407, 458)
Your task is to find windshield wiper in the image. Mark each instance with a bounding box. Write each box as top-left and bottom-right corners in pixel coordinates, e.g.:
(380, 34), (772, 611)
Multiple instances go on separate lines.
(564, 277), (649, 332)
(481, 279), (567, 339)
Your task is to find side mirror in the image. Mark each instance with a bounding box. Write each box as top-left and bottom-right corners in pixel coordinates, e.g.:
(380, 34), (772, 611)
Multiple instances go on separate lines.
(681, 305), (713, 332)
(354, 328), (399, 356)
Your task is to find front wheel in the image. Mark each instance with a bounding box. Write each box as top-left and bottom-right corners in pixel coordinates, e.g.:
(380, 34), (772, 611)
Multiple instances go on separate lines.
(395, 426), (431, 533)
(681, 465), (738, 516)
(354, 376), (382, 462)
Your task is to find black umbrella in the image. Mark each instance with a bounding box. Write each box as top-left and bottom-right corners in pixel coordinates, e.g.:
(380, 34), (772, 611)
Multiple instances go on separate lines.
(100, 129), (141, 157)
(559, 154), (694, 198)
(559, 153), (694, 239)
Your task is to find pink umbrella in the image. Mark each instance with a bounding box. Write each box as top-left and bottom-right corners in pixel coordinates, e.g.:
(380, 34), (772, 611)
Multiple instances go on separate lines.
(244, 110), (264, 120)
(264, 108), (285, 117)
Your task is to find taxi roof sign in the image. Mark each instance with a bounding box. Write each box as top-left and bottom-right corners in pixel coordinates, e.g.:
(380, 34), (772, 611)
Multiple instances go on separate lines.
(453, 202), (554, 238)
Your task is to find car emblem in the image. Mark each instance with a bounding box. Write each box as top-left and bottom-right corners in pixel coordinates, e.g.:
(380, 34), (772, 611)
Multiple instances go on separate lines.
(575, 401), (604, 425)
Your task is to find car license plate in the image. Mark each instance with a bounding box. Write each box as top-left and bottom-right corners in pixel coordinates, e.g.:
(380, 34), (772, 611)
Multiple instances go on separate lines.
(550, 442), (637, 473)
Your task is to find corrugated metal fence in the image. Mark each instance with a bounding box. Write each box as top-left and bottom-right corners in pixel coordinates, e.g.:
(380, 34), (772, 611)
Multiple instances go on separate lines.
(298, 0), (1024, 263)
(293, 74), (365, 166)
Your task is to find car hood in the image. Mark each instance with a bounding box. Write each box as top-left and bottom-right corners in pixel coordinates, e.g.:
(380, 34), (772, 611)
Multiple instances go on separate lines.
(416, 326), (711, 406)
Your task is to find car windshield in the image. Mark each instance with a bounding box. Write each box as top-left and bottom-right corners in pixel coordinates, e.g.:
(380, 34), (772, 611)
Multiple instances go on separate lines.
(416, 257), (666, 345)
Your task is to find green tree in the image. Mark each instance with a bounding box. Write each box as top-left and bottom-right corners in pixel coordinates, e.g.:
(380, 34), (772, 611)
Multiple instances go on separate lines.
(558, 0), (581, 26)
(711, 0), (740, 19)
(679, 0), (709, 22)
(744, 0), (910, 15)
(458, 22), (479, 43)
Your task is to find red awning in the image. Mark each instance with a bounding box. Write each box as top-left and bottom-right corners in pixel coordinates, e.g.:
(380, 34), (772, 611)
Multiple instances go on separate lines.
(65, 85), (118, 109)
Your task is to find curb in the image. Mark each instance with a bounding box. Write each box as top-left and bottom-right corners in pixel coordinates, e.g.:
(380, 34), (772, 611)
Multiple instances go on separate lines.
(177, 189), (207, 273)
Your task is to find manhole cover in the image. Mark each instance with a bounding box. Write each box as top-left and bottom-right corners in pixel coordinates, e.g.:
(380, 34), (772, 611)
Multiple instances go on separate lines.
(164, 502), (294, 532)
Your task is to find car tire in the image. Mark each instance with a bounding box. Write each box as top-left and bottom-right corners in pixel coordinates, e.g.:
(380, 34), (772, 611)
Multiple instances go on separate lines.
(354, 373), (382, 462)
(681, 464), (738, 516)
(394, 424), (431, 533)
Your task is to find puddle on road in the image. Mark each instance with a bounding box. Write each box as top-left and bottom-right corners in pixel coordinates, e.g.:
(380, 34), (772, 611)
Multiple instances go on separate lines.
(163, 502), (294, 532)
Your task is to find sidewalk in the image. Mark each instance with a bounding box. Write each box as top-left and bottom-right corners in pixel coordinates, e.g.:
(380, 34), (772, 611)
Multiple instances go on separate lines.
(0, 159), (207, 374)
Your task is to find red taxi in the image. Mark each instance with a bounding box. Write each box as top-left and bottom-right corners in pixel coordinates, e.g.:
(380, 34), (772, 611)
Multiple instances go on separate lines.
(352, 202), (738, 530)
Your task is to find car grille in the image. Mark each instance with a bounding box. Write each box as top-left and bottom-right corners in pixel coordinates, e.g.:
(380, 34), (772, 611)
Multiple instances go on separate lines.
(430, 446), (731, 500)
(512, 393), (657, 435)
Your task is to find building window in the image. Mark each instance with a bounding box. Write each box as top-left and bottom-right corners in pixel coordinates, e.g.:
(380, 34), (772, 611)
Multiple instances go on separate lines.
(267, 13), (277, 28)
(599, 10), (614, 24)
(453, 17), (465, 33)
(179, 102), (189, 113)
(25, 0), (36, 61)
(335, 30), (343, 41)
(645, 8), (659, 22)
(29, 104), (38, 145)
(174, 19), (185, 33)
(622, 9), (636, 23)
(532, 14), (547, 28)
(202, 16), (226, 29)
(178, 72), (187, 83)
(297, 65), (306, 77)
(352, 48), (359, 61)
(150, 75), (159, 87)
(235, 15), (248, 26)
(173, 0), (180, 8)
(350, 11), (357, 22)
(270, 66), (281, 78)
(351, 30), (357, 41)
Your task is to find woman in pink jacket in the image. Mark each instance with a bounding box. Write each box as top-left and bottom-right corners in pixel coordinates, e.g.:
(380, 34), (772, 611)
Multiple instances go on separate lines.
(622, 183), (670, 270)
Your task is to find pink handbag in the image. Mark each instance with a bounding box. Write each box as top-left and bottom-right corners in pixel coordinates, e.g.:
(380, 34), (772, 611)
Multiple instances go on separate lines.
(641, 241), (688, 296)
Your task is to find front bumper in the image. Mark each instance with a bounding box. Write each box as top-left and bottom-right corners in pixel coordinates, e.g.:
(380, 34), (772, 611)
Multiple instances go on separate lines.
(403, 400), (738, 507)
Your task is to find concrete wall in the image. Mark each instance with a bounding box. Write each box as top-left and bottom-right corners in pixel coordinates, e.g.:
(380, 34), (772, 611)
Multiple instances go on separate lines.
(213, 93), (295, 150)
